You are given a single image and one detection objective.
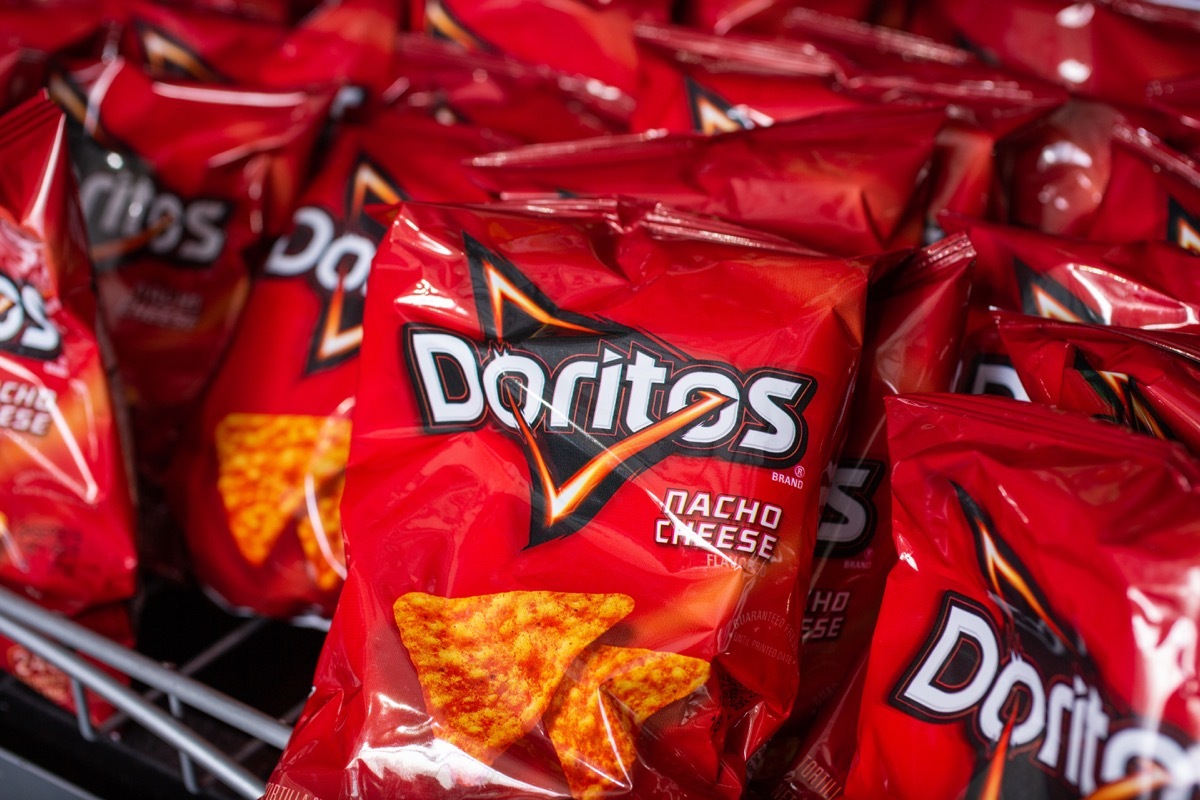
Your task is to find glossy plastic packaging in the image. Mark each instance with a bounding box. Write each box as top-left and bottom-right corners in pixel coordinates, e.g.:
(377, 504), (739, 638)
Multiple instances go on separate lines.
(845, 393), (1200, 799)
(469, 106), (944, 256)
(176, 112), (504, 620)
(1000, 315), (1200, 455)
(266, 199), (873, 800)
(0, 95), (136, 718)
(387, 33), (632, 142)
(49, 58), (332, 474)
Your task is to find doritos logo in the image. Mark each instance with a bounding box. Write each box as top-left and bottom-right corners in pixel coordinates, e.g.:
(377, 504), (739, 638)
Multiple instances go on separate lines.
(1014, 260), (1106, 325)
(133, 21), (225, 83)
(1072, 350), (1175, 441)
(404, 235), (814, 547)
(1168, 197), (1200, 255)
(50, 75), (232, 271)
(685, 78), (767, 135)
(264, 156), (405, 373)
(891, 483), (1195, 799)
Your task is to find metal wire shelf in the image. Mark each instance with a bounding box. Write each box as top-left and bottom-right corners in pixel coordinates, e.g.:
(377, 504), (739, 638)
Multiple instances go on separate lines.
(0, 581), (324, 800)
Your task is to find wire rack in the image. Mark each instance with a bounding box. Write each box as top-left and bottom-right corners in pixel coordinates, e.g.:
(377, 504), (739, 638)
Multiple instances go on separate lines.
(0, 579), (326, 800)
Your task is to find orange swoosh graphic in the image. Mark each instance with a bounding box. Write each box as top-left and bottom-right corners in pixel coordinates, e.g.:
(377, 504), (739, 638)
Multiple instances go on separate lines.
(317, 277), (362, 362)
(1082, 765), (1172, 800)
(511, 388), (730, 526)
(1179, 215), (1200, 255)
(976, 512), (1073, 651)
(1032, 284), (1085, 324)
(350, 161), (402, 221)
(980, 714), (1016, 800)
(141, 28), (222, 83)
(0, 296), (13, 317)
(485, 260), (598, 339)
(1098, 370), (1170, 441)
(425, 0), (486, 50)
(90, 214), (175, 263)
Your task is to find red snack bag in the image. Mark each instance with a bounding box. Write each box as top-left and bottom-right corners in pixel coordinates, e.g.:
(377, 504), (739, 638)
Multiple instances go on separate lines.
(409, 0), (639, 98)
(842, 62), (1065, 244)
(469, 106), (945, 255)
(177, 112), (505, 619)
(631, 23), (1063, 244)
(0, 96), (136, 716)
(951, 216), (1200, 328)
(845, 392), (1200, 799)
(925, 0), (1200, 107)
(631, 24), (863, 135)
(799, 236), (974, 721)
(947, 215), (1200, 400)
(748, 235), (974, 797)
(120, 0), (398, 102)
(266, 199), (872, 800)
(48, 58), (332, 474)
(999, 315), (1200, 456)
(386, 34), (632, 142)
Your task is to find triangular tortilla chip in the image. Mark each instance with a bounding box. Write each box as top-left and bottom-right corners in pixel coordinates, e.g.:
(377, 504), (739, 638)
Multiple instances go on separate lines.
(545, 645), (710, 800)
(295, 472), (347, 592)
(214, 413), (351, 565)
(393, 591), (633, 765)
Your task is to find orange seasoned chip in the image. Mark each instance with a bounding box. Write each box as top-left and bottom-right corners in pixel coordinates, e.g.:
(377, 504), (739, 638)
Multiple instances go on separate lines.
(215, 413), (351, 566)
(545, 644), (711, 800)
(295, 472), (347, 592)
(393, 591), (633, 765)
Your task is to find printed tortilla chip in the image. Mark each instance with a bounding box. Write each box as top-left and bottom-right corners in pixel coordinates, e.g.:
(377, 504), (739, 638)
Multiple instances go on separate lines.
(295, 472), (347, 592)
(393, 591), (634, 765)
(545, 644), (711, 800)
(215, 413), (351, 566)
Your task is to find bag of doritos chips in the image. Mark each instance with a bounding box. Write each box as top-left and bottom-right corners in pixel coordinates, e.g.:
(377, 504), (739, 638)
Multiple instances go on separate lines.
(999, 315), (1200, 456)
(945, 216), (1200, 400)
(408, 0), (639, 98)
(387, 33), (632, 142)
(0, 95), (136, 719)
(845, 392), (1200, 799)
(746, 234), (974, 796)
(118, 0), (398, 103)
(630, 23), (1062, 244)
(48, 57), (332, 477)
(469, 105), (944, 255)
(265, 198), (873, 799)
(176, 111), (506, 620)
(797, 235), (974, 722)
(949, 216), (1200, 328)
